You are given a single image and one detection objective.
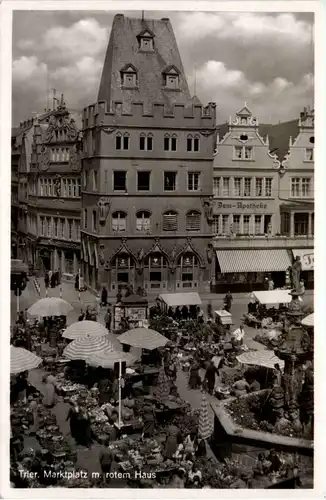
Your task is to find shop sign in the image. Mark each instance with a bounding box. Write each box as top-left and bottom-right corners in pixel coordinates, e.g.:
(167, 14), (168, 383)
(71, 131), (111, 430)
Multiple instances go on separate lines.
(216, 201), (268, 210)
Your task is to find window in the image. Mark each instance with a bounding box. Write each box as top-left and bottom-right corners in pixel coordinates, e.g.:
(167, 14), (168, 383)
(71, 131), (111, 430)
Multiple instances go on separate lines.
(291, 178), (300, 197)
(150, 271), (161, 283)
(83, 171), (88, 189)
(222, 215), (229, 233)
(136, 211), (151, 232)
(235, 146), (243, 159)
(281, 212), (290, 235)
(163, 211), (178, 231)
(60, 218), (65, 238)
(212, 215), (220, 235)
(93, 170), (98, 191)
(213, 177), (220, 196)
(116, 134), (122, 150)
(46, 217), (52, 237)
(164, 172), (176, 191)
(114, 171), (126, 191)
(112, 211), (126, 232)
(294, 213), (308, 236)
(302, 178), (311, 197)
(233, 215), (240, 233)
(121, 68), (137, 88)
(104, 170), (108, 192)
(255, 215), (262, 234)
(265, 178), (272, 197)
(264, 214), (272, 234)
(84, 209), (87, 229)
(187, 135), (200, 152)
(188, 172), (200, 191)
(54, 218), (58, 237)
(234, 178), (241, 196)
(139, 133), (153, 151)
(147, 134), (153, 151)
(223, 178), (230, 197)
(75, 220), (80, 240)
(68, 219), (73, 240)
(137, 171), (150, 191)
(123, 133), (129, 150)
(311, 212), (314, 235)
(92, 210), (97, 232)
(163, 67), (180, 89)
(164, 134), (177, 151)
(186, 210), (201, 231)
(140, 37), (153, 51)
(140, 134), (145, 151)
(245, 146), (253, 159)
(243, 215), (250, 234)
(244, 178), (251, 197)
(305, 148), (314, 161)
(255, 178), (263, 197)
(40, 216), (45, 236)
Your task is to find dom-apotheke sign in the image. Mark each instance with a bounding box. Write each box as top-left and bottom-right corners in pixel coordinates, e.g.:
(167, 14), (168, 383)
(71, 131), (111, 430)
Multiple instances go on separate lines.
(214, 200), (274, 213)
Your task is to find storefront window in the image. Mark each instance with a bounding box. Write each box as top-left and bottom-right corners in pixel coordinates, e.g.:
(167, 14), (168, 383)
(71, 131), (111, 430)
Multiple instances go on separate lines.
(243, 215), (250, 234)
(255, 178), (263, 197)
(222, 178), (230, 197)
(244, 178), (251, 197)
(233, 215), (240, 233)
(294, 213), (309, 236)
(212, 216), (220, 235)
(222, 215), (229, 233)
(234, 178), (241, 196)
(254, 215), (262, 234)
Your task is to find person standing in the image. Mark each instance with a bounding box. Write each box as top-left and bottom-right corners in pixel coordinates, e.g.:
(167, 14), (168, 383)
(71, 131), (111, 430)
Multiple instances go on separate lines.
(224, 291), (233, 312)
(231, 324), (245, 346)
(104, 308), (112, 331)
(204, 362), (216, 395)
(42, 375), (56, 408)
(50, 272), (56, 288)
(44, 271), (49, 289)
(99, 448), (114, 484)
(101, 286), (108, 307)
(75, 273), (79, 291)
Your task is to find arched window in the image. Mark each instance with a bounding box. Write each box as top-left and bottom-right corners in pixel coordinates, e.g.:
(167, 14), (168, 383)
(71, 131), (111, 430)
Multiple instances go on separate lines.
(187, 134), (200, 152)
(92, 210), (97, 232)
(115, 133), (122, 150)
(164, 133), (170, 152)
(136, 211), (151, 232)
(140, 133), (146, 151)
(186, 210), (201, 231)
(187, 134), (193, 152)
(116, 132), (130, 151)
(112, 211), (127, 232)
(83, 208), (88, 229)
(178, 252), (198, 286)
(163, 210), (178, 231)
(123, 133), (130, 150)
(139, 133), (153, 151)
(194, 134), (200, 152)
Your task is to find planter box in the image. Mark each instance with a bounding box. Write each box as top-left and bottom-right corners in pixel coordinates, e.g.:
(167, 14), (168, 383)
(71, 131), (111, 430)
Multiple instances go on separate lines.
(210, 391), (313, 460)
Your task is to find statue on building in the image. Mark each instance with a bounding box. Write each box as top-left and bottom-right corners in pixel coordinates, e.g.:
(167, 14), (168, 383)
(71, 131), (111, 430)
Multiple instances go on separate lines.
(170, 245), (177, 273)
(97, 197), (111, 225)
(291, 256), (302, 294)
(99, 245), (105, 266)
(267, 222), (272, 235)
(54, 176), (61, 197)
(136, 248), (144, 275)
(202, 197), (214, 223)
(206, 244), (213, 264)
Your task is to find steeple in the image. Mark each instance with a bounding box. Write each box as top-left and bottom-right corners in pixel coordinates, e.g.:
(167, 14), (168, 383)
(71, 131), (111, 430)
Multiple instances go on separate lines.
(97, 14), (192, 112)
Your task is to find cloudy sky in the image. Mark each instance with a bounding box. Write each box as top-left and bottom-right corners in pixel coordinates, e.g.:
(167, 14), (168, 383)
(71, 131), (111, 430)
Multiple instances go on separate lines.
(12, 10), (314, 126)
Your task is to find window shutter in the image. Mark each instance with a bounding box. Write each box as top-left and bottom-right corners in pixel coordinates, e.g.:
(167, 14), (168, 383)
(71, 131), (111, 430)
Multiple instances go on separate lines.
(186, 212), (201, 231)
(163, 212), (178, 231)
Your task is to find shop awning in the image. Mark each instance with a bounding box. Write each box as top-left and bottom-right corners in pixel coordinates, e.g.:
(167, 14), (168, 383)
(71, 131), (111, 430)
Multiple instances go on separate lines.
(158, 292), (202, 307)
(215, 249), (291, 273)
(292, 249), (314, 271)
(253, 290), (292, 305)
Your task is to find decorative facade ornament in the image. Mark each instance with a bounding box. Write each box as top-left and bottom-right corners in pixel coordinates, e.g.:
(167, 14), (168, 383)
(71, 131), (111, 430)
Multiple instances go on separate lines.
(136, 248), (145, 275)
(232, 135), (254, 143)
(109, 237), (137, 267)
(103, 127), (117, 135)
(268, 151), (281, 170)
(202, 196), (214, 224)
(97, 197), (111, 225)
(206, 243), (214, 264)
(69, 145), (80, 171)
(175, 237), (206, 269)
(54, 175), (61, 197)
(43, 95), (79, 144)
(99, 244), (105, 266)
(200, 130), (214, 137)
(39, 145), (50, 171)
(145, 238), (170, 266)
(170, 245), (177, 273)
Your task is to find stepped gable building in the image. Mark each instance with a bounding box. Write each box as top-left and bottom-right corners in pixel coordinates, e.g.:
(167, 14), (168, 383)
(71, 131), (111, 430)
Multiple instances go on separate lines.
(81, 14), (216, 293)
(211, 105), (314, 292)
(11, 97), (82, 276)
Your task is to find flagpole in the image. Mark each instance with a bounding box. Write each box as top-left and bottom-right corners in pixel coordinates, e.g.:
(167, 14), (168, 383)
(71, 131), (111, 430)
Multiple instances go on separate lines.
(16, 289), (19, 319)
(118, 359), (122, 429)
(78, 268), (81, 301)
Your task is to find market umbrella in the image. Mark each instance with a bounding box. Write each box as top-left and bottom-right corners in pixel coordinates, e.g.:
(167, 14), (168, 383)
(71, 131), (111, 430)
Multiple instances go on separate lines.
(63, 336), (111, 361)
(302, 313), (314, 327)
(198, 391), (213, 440)
(28, 297), (73, 317)
(11, 346), (42, 374)
(86, 346), (136, 369)
(62, 320), (113, 340)
(117, 327), (168, 350)
(155, 364), (170, 401)
(236, 350), (285, 370)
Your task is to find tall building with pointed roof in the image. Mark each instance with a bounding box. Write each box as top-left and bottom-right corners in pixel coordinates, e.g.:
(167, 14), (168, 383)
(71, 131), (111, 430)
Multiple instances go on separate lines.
(81, 14), (216, 294)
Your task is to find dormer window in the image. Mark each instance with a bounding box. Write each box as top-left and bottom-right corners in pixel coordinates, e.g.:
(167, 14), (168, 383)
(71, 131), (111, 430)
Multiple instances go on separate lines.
(162, 66), (180, 90)
(120, 64), (138, 89)
(137, 29), (154, 52)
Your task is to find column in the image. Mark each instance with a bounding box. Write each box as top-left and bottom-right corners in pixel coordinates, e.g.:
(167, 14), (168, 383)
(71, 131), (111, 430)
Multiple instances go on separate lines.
(308, 213), (312, 236)
(73, 252), (78, 274)
(53, 249), (58, 271)
(290, 212), (295, 237)
(61, 251), (66, 275)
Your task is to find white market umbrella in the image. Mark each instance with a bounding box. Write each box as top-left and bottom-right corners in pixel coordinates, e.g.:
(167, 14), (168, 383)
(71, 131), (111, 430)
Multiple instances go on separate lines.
(62, 320), (110, 340)
(11, 346), (42, 374)
(302, 313), (314, 327)
(63, 336), (111, 361)
(87, 346), (136, 369)
(236, 350), (284, 370)
(28, 297), (73, 317)
(117, 327), (168, 350)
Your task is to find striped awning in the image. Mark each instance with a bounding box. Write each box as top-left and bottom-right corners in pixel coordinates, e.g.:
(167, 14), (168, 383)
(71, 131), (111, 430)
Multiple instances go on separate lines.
(216, 249), (291, 273)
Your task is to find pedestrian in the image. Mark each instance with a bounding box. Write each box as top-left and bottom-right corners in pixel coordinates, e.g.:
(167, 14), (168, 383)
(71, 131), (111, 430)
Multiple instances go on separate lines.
(268, 278), (274, 291)
(231, 324), (245, 346)
(104, 308), (112, 331)
(44, 271), (49, 288)
(101, 286), (108, 307)
(42, 375), (56, 408)
(204, 362), (216, 395)
(78, 309), (85, 321)
(164, 425), (181, 459)
(181, 305), (189, 320)
(75, 273), (79, 291)
(188, 361), (201, 389)
(48, 269), (53, 282)
(50, 272), (56, 288)
(85, 306), (91, 320)
(224, 291), (233, 312)
(174, 306), (181, 321)
(99, 447), (114, 484)
(273, 363), (282, 386)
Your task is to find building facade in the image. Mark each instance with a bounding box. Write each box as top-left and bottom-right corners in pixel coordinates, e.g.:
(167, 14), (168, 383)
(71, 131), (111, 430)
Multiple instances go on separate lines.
(81, 14), (216, 294)
(211, 105), (314, 292)
(11, 98), (82, 276)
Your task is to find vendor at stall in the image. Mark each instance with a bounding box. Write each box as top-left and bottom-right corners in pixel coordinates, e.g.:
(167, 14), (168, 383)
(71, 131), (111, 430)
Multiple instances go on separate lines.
(188, 361), (201, 390)
(231, 375), (250, 397)
(231, 324), (245, 346)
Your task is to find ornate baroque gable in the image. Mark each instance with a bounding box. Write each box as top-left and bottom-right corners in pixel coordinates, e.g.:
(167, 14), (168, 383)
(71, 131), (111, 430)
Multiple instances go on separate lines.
(175, 237), (206, 269)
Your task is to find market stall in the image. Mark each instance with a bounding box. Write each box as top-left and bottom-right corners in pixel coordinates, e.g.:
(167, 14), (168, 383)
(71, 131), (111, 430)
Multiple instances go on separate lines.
(243, 290), (291, 329)
(158, 292), (202, 314)
(114, 295), (148, 330)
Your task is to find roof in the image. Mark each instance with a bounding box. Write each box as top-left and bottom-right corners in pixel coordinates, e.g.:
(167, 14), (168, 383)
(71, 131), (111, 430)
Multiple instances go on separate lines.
(158, 292), (202, 307)
(98, 14), (192, 111)
(216, 249), (292, 273)
(120, 294), (148, 304)
(252, 290), (292, 305)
